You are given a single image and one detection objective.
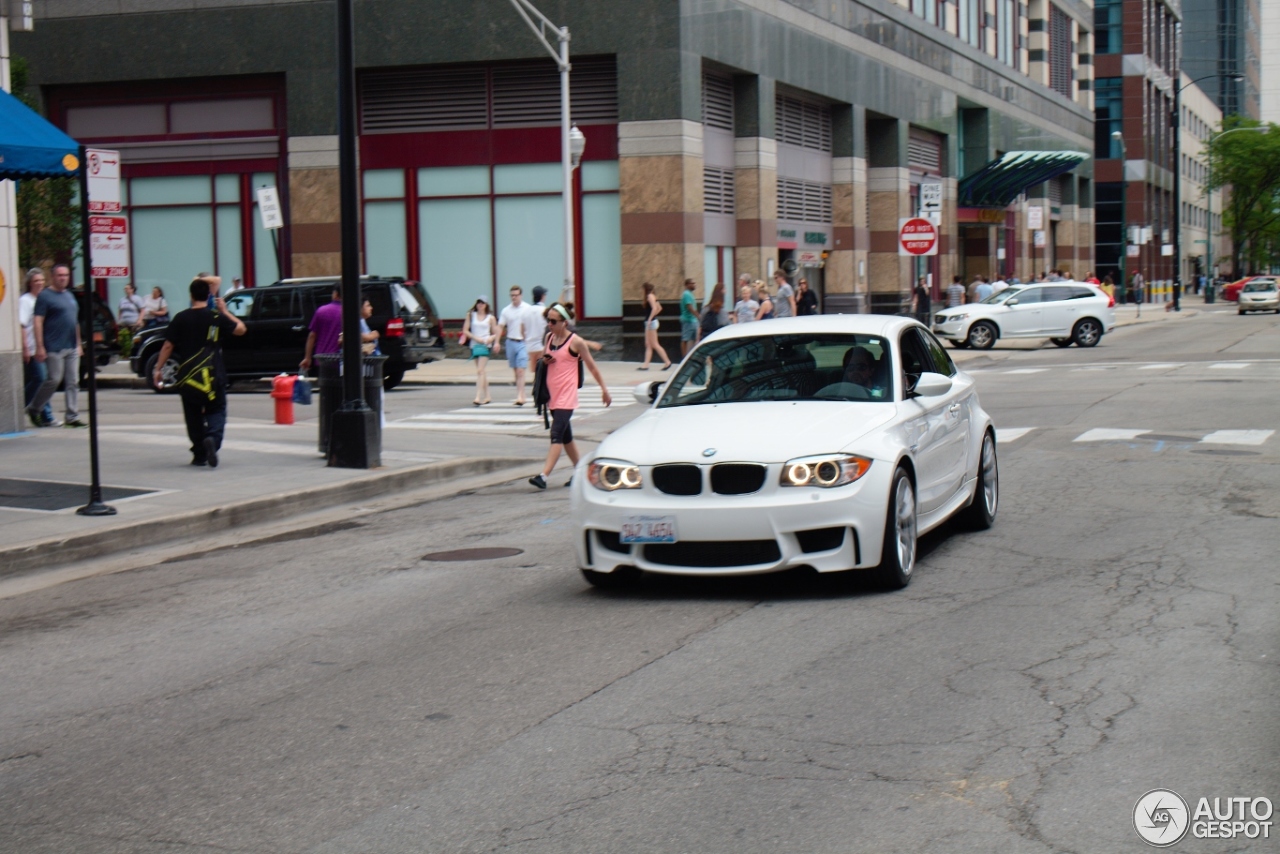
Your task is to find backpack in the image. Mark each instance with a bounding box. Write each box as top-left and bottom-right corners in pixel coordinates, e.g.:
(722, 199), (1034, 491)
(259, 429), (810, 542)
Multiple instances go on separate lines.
(174, 321), (223, 401)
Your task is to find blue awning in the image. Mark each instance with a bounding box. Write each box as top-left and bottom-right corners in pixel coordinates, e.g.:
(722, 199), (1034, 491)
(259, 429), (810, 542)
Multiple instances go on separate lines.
(0, 89), (81, 180)
(958, 150), (1089, 208)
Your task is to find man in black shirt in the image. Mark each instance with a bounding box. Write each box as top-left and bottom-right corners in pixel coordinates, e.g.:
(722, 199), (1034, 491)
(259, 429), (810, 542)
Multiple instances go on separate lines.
(912, 276), (932, 324)
(152, 275), (246, 467)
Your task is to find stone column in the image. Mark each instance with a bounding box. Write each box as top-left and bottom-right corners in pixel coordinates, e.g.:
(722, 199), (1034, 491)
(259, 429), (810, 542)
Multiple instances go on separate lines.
(618, 120), (704, 359)
(866, 117), (911, 313)
(733, 75), (776, 284)
(829, 105), (867, 311)
(288, 135), (341, 277)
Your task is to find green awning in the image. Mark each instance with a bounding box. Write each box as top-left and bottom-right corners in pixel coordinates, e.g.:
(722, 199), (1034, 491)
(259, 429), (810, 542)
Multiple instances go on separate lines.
(958, 150), (1089, 208)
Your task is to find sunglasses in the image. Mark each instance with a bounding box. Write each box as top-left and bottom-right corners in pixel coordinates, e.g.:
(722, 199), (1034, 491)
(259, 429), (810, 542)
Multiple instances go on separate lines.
(546, 316), (562, 325)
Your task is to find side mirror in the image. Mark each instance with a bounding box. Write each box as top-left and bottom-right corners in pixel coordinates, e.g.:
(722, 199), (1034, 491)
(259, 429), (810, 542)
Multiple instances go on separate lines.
(911, 372), (953, 398)
(1005, 298), (1019, 306)
(633, 381), (665, 404)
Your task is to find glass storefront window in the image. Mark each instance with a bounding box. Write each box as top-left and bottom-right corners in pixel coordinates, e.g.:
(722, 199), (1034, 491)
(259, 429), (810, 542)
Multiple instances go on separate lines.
(494, 163), (562, 194)
(365, 201), (408, 278)
(496, 195), (565, 299)
(419, 166), (490, 197)
(132, 207), (215, 295)
(583, 193), (622, 316)
(419, 198), (493, 320)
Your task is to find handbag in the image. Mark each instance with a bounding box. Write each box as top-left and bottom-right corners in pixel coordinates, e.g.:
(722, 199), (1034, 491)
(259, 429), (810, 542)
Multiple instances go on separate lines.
(292, 374), (313, 405)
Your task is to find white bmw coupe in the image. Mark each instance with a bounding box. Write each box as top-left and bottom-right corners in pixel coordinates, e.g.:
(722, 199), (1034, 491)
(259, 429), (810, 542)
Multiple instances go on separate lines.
(570, 315), (998, 590)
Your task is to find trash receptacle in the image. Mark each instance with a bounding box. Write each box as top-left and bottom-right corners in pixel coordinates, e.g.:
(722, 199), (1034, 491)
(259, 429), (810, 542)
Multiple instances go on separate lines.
(316, 354), (386, 454)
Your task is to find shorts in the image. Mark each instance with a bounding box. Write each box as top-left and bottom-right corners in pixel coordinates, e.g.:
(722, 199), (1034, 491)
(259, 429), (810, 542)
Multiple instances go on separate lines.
(549, 408), (574, 445)
(647, 319), (660, 332)
(680, 319), (698, 342)
(505, 339), (528, 369)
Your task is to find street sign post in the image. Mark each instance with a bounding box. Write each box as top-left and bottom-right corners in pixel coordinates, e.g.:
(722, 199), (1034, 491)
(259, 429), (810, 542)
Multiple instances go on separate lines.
(898, 217), (938, 256)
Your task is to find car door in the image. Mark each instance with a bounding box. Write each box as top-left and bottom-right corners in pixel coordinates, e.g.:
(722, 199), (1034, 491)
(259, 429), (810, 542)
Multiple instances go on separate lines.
(997, 286), (1045, 336)
(1036, 285), (1077, 335)
(220, 289), (256, 374)
(898, 329), (962, 514)
(919, 328), (972, 501)
(252, 287), (306, 374)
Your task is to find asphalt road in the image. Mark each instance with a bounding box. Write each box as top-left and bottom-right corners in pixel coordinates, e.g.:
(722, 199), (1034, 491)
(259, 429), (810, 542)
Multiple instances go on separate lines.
(1, 307), (1277, 853)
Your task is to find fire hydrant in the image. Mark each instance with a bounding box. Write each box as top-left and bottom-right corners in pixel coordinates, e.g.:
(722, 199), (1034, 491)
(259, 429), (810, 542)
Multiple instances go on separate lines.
(271, 373), (297, 425)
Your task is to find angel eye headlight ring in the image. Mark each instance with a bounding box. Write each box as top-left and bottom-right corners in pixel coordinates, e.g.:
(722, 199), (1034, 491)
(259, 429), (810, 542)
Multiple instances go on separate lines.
(781, 455), (872, 488)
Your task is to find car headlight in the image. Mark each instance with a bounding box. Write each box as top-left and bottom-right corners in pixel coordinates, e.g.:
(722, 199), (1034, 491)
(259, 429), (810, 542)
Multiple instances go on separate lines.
(587, 459), (643, 491)
(780, 455), (872, 488)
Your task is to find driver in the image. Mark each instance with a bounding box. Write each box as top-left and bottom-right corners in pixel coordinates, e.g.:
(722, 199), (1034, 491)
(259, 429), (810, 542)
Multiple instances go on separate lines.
(814, 345), (884, 400)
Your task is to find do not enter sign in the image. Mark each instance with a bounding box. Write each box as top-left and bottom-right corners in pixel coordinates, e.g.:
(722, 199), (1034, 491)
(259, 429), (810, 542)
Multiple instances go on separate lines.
(898, 217), (939, 256)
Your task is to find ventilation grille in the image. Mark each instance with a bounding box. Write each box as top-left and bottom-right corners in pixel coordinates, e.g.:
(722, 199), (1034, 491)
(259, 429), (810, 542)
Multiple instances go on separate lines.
(361, 66), (488, 133)
(360, 57), (617, 134)
(703, 167), (736, 216)
(908, 130), (942, 173)
(776, 94), (832, 152)
(778, 179), (833, 224)
(1049, 5), (1073, 97)
(702, 72), (734, 132)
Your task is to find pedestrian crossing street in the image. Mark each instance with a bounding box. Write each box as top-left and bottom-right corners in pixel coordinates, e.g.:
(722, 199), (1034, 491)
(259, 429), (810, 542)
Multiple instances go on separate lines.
(968, 358), (1280, 376)
(387, 387), (634, 434)
(996, 427), (1275, 447)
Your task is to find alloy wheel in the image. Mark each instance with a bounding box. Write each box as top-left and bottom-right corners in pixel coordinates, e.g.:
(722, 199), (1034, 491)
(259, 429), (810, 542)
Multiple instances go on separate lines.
(895, 477), (917, 576)
(981, 434), (997, 516)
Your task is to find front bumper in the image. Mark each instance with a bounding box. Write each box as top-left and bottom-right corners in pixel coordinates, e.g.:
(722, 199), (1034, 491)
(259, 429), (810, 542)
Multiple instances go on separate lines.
(571, 461), (894, 576)
(933, 315), (966, 339)
(1239, 298), (1279, 310)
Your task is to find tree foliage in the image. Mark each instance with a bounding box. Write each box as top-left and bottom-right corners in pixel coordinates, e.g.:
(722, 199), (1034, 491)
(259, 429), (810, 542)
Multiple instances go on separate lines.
(10, 56), (80, 271)
(1205, 117), (1280, 275)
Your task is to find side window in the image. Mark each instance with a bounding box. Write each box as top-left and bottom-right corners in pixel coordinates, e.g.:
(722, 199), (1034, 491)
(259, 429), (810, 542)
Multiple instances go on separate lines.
(1068, 286), (1096, 300)
(899, 329), (933, 396)
(920, 329), (957, 377)
(224, 291), (255, 318)
(257, 289), (297, 320)
(1012, 287), (1043, 304)
(367, 285), (395, 318)
(1040, 286), (1072, 303)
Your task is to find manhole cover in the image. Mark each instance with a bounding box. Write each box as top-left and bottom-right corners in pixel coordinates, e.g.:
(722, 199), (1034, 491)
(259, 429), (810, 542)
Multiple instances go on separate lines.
(422, 547), (524, 562)
(1191, 449), (1260, 456)
(0, 477), (156, 512)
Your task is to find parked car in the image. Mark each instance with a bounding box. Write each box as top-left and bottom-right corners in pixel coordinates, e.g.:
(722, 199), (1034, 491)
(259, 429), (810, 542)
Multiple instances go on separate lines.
(932, 281), (1116, 349)
(1236, 278), (1279, 314)
(571, 315), (997, 590)
(130, 276), (445, 392)
(1222, 277), (1254, 302)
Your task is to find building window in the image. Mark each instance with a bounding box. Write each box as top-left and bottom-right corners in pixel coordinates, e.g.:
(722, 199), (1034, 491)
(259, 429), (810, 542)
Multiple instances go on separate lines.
(1049, 5), (1073, 98)
(1094, 0), (1121, 54)
(912, 0), (941, 27)
(996, 0), (1017, 67)
(1094, 78), (1123, 159)
(957, 0), (982, 49)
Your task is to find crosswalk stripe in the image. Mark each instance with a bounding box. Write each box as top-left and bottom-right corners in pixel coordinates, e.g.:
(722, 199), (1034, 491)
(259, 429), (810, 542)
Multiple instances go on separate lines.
(1003, 368), (1049, 374)
(1138, 363), (1183, 370)
(995, 427), (1035, 443)
(1209, 362), (1251, 370)
(1074, 428), (1151, 442)
(1199, 430), (1274, 446)
(388, 388), (633, 434)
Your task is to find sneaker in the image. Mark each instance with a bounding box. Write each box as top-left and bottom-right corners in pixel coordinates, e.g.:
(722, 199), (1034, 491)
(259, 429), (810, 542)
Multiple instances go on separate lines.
(528, 474), (547, 490)
(203, 437), (219, 469)
(64, 419), (88, 428)
(564, 476), (573, 487)
(191, 458), (208, 467)
(45, 418), (63, 428)
(25, 408), (42, 429)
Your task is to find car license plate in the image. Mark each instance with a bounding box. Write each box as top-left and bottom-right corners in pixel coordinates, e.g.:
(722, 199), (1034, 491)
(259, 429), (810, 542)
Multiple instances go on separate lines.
(417, 328), (431, 340)
(620, 515), (678, 544)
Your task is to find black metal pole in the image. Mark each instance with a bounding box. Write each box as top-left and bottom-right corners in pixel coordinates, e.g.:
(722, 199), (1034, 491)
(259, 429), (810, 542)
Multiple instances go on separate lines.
(76, 146), (116, 516)
(328, 0), (379, 468)
(1171, 85), (1182, 309)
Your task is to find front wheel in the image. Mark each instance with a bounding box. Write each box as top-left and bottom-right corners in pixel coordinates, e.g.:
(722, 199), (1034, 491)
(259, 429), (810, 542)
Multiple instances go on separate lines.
(874, 468), (917, 590)
(950, 340), (969, 350)
(959, 431), (998, 530)
(383, 364), (406, 391)
(1050, 337), (1073, 348)
(1073, 318), (1103, 347)
(967, 321), (997, 350)
(144, 351), (179, 393)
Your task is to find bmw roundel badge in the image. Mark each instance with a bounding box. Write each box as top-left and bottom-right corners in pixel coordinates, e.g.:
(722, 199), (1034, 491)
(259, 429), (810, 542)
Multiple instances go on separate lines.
(702, 448), (717, 457)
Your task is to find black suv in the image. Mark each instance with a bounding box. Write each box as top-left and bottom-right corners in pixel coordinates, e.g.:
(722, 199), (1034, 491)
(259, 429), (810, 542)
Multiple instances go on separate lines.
(130, 276), (445, 391)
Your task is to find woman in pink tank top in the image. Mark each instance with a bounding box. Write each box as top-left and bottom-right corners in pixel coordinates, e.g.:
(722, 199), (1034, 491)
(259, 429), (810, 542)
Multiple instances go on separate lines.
(529, 304), (612, 490)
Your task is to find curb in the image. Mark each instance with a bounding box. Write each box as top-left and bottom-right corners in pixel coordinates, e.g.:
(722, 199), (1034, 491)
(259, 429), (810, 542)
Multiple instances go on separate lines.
(0, 456), (535, 580)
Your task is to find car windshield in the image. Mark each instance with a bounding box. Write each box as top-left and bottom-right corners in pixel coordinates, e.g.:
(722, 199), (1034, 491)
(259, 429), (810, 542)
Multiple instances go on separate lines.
(982, 287), (1023, 304)
(657, 333), (894, 407)
(1242, 280), (1276, 293)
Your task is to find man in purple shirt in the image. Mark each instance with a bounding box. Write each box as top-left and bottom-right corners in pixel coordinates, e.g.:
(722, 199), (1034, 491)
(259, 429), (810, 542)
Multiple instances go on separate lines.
(300, 286), (342, 371)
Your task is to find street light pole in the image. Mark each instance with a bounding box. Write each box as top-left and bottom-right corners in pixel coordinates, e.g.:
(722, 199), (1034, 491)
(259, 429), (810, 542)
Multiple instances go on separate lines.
(506, 0), (585, 305)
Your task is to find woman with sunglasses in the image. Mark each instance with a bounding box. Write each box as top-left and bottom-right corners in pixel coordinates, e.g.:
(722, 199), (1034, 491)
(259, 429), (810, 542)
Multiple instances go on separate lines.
(459, 295), (495, 405)
(529, 304), (611, 489)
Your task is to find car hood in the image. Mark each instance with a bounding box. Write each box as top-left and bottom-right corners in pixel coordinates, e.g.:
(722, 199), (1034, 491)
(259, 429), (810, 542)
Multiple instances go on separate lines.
(596, 401), (899, 465)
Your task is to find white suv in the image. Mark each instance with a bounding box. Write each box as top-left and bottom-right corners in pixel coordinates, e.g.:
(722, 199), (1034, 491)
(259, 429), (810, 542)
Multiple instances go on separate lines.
(933, 282), (1117, 349)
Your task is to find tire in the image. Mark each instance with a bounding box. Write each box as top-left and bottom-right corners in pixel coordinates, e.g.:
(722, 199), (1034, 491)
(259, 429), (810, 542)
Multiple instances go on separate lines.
(383, 364), (406, 391)
(873, 467), (917, 590)
(1238, 309), (1246, 315)
(950, 340), (969, 349)
(966, 321), (997, 350)
(581, 567), (641, 589)
(1072, 318), (1103, 348)
(959, 430), (998, 530)
(1050, 337), (1073, 348)
(144, 351), (179, 394)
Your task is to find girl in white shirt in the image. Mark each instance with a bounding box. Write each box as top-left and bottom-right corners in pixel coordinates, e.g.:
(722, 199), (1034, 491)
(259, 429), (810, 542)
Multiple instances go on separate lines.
(460, 296), (495, 405)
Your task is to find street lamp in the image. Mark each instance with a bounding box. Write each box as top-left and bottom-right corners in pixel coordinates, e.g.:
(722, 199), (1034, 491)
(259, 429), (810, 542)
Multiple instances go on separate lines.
(1173, 73), (1242, 309)
(1203, 125), (1268, 301)
(1111, 130), (1128, 308)
(506, 0), (583, 306)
